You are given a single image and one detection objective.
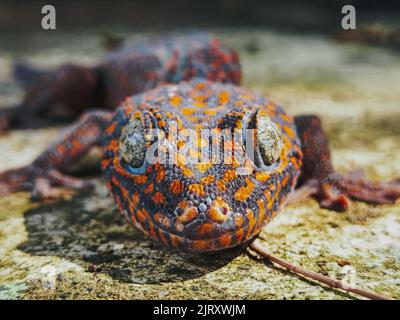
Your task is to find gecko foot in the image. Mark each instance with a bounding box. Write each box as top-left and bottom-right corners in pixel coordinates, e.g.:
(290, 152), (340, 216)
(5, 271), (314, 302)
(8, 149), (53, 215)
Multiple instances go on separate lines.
(0, 165), (95, 200)
(288, 170), (400, 212)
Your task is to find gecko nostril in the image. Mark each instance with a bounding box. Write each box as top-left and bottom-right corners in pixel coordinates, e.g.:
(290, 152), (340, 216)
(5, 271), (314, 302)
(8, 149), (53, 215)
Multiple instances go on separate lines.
(207, 196), (231, 223)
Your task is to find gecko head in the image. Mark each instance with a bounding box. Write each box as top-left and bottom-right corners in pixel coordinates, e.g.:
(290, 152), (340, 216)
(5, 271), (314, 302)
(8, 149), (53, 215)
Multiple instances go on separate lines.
(103, 84), (301, 252)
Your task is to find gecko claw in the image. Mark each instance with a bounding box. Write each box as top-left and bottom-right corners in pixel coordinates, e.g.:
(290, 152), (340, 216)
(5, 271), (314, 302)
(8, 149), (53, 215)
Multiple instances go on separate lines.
(319, 193), (350, 212)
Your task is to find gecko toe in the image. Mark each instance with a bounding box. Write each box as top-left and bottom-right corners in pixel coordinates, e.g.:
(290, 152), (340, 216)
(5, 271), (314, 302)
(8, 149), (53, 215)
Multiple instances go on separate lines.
(328, 173), (400, 206)
(320, 194), (350, 212)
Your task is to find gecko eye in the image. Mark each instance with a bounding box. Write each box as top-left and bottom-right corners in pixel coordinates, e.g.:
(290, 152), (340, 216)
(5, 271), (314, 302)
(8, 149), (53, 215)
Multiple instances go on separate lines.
(119, 117), (146, 168)
(256, 114), (282, 166)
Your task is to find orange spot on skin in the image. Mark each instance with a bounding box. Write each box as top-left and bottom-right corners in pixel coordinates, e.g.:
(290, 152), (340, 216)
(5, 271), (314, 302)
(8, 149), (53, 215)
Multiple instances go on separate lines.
(204, 108), (218, 116)
(200, 175), (215, 185)
(131, 211), (138, 225)
(255, 172), (271, 183)
(234, 177), (255, 202)
(218, 91), (230, 104)
(177, 140), (185, 149)
(178, 200), (189, 209)
(177, 153), (187, 166)
(280, 113), (293, 123)
(132, 192), (140, 207)
(234, 214), (244, 227)
(108, 139), (118, 151)
(257, 198), (266, 224)
(158, 229), (169, 246)
(181, 107), (197, 116)
(101, 158), (111, 170)
(182, 167), (194, 178)
(195, 82), (206, 89)
(246, 209), (257, 238)
(276, 182), (282, 199)
(71, 139), (81, 152)
(193, 94), (207, 102)
(236, 228), (244, 244)
(178, 207), (199, 223)
(224, 169), (237, 182)
(189, 239), (215, 251)
(57, 145), (66, 154)
(144, 183), (154, 194)
(188, 184), (205, 197)
(281, 175), (290, 189)
(234, 119), (243, 129)
(165, 112), (174, 120)
(137, 209), (149, 224)
(148, 220), (157, 240)
(152, 192), (166, 204)
(156, 167), (166, 183)
(157, 120), (166, 128)
(195, 162), (212, 173)
(119, 185), (130, 202)
(170, 95), (182, 107)
(266, 106), (276, 117)
(170, 180), (184, 194)
(196, 223), (215, 236)
(234, 100), (244, 107)
(283, 125), (295, 139)
(170, 234), (182, 248)
(175, 221), (184, 232)
(193, 101), (206, 108)
(216, 180), (227, 192)
(154, 213), (171, 228)
(267, 199), (274, 210)
(134, 175), (147, 185)
(105, 121), (117, 135)
(218, 235), (232, 248)
(264, 190), (272, 204)
(291, 156), (300, 170)
(187, 116), (199, 122)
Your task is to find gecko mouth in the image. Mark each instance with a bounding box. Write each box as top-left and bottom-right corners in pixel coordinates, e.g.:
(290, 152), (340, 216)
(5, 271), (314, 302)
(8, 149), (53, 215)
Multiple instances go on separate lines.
(133, 212), (253, 252)
(126, 200), (257, 252)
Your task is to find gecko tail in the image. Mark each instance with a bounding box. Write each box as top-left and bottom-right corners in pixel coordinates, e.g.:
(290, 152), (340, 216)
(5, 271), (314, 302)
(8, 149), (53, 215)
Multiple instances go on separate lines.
(13, 60), (50, 89)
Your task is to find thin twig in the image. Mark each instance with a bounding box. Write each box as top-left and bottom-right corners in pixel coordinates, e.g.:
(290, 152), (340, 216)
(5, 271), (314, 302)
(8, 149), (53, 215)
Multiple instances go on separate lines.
(249, 241), (392, 300)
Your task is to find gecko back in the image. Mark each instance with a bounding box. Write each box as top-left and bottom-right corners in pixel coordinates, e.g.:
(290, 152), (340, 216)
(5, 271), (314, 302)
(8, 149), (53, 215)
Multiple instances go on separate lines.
(1, 33), (241, 131)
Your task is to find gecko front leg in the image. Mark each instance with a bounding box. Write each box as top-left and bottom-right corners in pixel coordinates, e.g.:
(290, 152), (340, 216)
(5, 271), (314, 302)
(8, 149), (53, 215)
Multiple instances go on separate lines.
(0, 110), (113, 199)
(290, 115), (400, 211)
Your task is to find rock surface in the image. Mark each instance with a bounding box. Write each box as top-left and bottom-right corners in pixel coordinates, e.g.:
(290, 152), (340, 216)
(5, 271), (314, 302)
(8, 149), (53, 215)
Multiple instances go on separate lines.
(0, 29), (399, 300)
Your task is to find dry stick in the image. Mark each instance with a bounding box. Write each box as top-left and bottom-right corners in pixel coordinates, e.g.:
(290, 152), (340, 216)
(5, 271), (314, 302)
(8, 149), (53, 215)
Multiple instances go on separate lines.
(249, 241), (392, 300)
